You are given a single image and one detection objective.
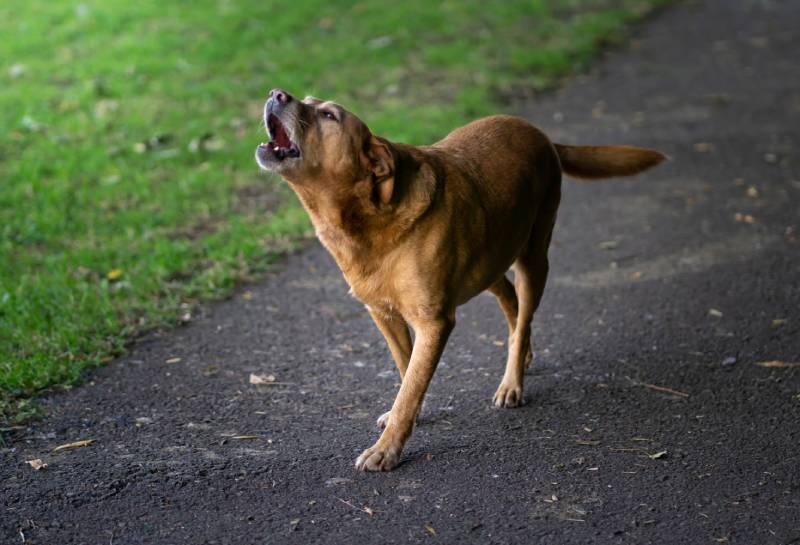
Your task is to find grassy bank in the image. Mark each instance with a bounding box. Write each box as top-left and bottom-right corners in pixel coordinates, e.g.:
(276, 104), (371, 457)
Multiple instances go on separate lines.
(0, 0), (665, 424)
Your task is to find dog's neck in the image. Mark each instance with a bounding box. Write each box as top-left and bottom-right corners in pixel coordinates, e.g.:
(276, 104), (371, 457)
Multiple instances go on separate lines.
(289, 142), (439, 266)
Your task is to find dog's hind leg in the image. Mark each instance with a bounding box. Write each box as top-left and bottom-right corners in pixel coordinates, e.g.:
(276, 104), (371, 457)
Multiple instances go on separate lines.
(492, 260), (535, 408)
(488, 276), (533, 369)
(493, 183), (560, 408)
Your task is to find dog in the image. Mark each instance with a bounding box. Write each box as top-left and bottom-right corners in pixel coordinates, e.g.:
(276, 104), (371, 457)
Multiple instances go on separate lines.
(255, 89), (665, 471)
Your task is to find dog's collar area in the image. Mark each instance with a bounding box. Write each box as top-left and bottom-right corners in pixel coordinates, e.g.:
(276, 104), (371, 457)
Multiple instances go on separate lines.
(264, 113), (300, 160)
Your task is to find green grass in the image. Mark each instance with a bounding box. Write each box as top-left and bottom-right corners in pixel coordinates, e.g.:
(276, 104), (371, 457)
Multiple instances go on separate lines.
(0, 0), (665, 424)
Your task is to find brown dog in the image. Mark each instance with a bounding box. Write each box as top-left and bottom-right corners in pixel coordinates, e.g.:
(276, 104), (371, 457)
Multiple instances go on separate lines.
(255, 89), (665, 471)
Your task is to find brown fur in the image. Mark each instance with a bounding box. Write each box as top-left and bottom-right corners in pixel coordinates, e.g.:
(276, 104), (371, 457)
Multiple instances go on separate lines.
(255, 90), (666, 471)
(554, 143), (666, 179)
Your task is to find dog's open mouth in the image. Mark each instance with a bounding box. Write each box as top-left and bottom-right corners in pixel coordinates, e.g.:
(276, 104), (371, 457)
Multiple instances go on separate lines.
(260, 113), (300, 161)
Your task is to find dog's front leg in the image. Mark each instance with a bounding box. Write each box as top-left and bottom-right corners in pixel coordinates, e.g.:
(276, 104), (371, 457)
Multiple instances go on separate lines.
(367, 307), (413, 429)
(367, 307), (412, 379)
(355, 314), (454, 471)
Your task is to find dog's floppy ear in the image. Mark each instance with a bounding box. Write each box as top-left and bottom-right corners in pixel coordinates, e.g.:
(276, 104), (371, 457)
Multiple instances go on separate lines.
(364, 135), (395, 205)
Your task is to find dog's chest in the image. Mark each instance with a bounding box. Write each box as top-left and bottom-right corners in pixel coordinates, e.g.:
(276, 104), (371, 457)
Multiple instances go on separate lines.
(326, 245), (396, 309)
(343, 266), (391, 306)
(310, 213), (399, 308)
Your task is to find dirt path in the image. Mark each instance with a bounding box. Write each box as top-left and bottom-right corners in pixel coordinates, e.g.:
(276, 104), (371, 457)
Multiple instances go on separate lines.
(3, 1), (799, 543)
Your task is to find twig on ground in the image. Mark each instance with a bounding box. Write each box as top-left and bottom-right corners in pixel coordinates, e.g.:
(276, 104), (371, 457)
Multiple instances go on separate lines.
(625, 376), (689, 397)
(337, 498), (375, 516)
(641, 383), (690, 397)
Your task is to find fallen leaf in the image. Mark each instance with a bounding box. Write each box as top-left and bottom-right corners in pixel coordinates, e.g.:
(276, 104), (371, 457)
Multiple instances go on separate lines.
(8, 63), (25, 78)
(20, 115), (43, 131)
(241, 291), (253, 300)
(648, 450), (668, 460)
(492, 340), (504, 346)
(201, 364), (219, 377)
(425, 524), (437, 536)
(188, 133), (225, 153)
(772, 318), (786, 326)
(232, 435), (259, 440)
(101, 174), (120, 186)
(165, 357), (181, 364)
(26, 459), (47, 470)
(106, 268), (123, 280)
(338, 498), (375, 516)
(598, 240), (619, 250)
(756, 360), (800, 369)
(325, 477), (353, 487)
(745, 186), (760, 199)
(693, 142), (714, 153)
(249, 373), (276, 385)
(203, 137), (225, 151)
(53, 439), (95, 452)
(94, 99), (119, 119)
(706, 93), (731, 106)
(367, 36), (393, 49)
(734, 213), (756, 224)
(708, 308), (723, 317)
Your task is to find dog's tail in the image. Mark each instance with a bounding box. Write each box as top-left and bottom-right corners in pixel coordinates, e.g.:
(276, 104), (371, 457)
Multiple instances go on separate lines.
(554, 143), (666, 180)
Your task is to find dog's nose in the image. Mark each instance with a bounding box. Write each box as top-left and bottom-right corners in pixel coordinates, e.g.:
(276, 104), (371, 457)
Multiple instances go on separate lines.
(269, 88), (292, 104)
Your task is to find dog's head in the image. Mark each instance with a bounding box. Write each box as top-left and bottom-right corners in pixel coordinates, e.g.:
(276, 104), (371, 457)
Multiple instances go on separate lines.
(255, 89), (395, 204)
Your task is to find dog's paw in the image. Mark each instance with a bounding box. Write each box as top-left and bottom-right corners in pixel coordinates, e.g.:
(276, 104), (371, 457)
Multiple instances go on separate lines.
(493, 382), (523, 408)
(376, 411), (391, 429)
(355, 444), (400, 472)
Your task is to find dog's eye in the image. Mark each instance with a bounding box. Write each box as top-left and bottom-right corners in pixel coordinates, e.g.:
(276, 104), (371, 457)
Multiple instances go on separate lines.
(320, 110), (337, 121)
